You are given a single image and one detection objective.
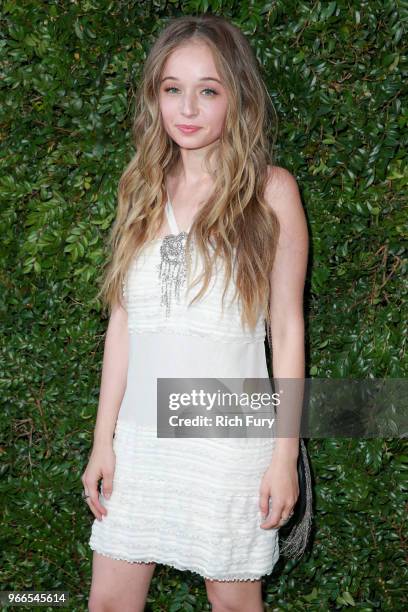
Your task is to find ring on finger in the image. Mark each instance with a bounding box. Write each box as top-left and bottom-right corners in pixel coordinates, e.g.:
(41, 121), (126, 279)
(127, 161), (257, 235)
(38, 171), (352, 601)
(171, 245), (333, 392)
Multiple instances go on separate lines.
(279, 510), (294, 525)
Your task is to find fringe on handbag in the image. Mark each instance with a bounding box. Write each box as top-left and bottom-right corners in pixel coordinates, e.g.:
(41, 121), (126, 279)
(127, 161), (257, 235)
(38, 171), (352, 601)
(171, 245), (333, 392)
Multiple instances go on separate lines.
(266, 323), (313, 560)
(278, 438), (313, 560)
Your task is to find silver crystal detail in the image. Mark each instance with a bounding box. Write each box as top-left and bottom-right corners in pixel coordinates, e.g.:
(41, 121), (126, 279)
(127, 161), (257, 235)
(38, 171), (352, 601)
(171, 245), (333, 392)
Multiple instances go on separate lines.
(157, 232), (192, 317)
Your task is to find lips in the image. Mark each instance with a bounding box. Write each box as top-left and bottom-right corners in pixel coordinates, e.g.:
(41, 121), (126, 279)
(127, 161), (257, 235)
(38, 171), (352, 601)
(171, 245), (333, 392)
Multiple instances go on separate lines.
(176, 125), (201, 133)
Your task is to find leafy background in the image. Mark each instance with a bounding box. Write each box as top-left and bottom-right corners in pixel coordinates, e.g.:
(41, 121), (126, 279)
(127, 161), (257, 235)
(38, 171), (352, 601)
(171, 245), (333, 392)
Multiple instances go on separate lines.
(0, 0), (406, 610)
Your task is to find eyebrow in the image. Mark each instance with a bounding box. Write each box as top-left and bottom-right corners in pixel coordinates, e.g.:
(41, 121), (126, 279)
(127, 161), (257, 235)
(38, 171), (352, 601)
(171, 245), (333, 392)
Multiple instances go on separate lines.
(161, 76), (222, 84)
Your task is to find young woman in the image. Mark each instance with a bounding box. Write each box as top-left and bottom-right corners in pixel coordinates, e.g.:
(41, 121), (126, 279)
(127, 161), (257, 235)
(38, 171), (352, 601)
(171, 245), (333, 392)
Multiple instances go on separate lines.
(82, 14), (309, 612)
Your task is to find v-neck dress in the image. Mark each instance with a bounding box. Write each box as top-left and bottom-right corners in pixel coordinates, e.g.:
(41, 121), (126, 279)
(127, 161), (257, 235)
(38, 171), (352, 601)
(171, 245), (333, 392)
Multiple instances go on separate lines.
(88, 198), (279, 582)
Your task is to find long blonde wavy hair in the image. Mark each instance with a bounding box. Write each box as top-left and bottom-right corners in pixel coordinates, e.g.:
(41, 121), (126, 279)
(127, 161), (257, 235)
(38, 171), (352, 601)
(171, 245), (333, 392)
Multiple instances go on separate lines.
(98, 14), (280, 335)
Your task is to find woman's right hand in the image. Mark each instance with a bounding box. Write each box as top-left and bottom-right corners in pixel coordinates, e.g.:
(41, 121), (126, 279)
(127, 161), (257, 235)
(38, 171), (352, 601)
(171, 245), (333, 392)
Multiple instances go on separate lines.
(81, 443), (116, 521)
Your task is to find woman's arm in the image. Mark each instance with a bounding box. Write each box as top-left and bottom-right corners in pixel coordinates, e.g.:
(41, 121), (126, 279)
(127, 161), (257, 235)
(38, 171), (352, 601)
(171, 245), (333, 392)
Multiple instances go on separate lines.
(265, 165), (309, 461)
(93, 301), (129, 447)
(81, 301), (129, 519)
(259, 165), (309, 529)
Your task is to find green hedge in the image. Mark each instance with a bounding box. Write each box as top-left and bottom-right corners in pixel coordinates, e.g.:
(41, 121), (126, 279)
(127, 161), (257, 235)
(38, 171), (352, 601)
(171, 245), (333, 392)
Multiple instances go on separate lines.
(1, 1), (406, 610)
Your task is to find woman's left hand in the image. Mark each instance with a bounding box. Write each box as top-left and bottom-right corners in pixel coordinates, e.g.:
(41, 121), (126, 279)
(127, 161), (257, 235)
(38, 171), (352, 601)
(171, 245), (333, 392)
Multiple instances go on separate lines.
(259, 453), (299, 529)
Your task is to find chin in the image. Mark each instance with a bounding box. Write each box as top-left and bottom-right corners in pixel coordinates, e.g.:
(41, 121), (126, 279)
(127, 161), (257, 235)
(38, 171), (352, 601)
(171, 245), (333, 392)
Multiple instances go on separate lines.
(173, 136), (210, 149)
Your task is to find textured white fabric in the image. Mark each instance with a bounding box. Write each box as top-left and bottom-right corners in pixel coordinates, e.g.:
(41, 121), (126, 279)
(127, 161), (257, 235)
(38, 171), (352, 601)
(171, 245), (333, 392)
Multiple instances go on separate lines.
(88, 202), (279, 581)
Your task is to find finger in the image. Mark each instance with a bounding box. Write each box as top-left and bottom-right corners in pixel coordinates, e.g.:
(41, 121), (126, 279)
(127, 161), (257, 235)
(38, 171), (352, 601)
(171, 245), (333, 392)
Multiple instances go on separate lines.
(260, 503), (285, 529)
(88, 490), (108, 520)
(258, 488), (270, 519)
(278, 512), (293, 526)
(84, 480), (107, 518)
(86, 497), (103, 521)
(102, 472), (114, 499)
(91, 489), (108, 517)
(275, 503), (295, 526)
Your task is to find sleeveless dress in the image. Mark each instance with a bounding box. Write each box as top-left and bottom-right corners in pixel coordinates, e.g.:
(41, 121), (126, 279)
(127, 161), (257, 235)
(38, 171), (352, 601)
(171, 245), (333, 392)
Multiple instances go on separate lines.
(88, 198), (280, 582)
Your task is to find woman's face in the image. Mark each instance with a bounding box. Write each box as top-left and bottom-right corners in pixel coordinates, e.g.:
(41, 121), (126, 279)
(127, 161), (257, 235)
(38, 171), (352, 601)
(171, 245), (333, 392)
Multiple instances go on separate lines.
(159, 41), (228, 151)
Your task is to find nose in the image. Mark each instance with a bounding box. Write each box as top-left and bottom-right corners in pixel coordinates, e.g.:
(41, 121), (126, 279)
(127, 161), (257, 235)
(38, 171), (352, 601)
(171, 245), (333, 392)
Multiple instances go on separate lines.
(179, 91), (198, 116)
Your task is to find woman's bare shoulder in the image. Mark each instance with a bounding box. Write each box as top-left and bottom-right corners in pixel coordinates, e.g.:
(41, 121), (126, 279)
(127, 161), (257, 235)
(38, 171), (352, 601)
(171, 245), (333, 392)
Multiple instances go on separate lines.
(264, 164), (303, 212)
(264, 164), (308, 249)
(265, 165), (300, 201)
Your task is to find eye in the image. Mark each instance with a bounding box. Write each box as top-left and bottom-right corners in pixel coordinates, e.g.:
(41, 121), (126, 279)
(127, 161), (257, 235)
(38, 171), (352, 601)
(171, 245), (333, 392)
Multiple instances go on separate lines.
(202, 88), (218, 96)
(163, 87), (218, 96)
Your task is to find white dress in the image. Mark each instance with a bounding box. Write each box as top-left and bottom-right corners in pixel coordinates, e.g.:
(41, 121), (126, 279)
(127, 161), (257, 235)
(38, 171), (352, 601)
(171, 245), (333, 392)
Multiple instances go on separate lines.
(88, 198), (279, 582)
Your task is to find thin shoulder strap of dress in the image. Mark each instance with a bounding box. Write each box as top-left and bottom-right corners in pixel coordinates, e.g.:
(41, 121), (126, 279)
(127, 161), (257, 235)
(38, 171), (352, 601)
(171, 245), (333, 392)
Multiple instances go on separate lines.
(165, 190), (193, 234)
(165, 197), (179, 235)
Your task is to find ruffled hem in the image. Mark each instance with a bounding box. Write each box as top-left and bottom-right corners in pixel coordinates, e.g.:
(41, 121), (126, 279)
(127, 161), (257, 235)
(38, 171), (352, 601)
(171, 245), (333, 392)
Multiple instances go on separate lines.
(90, 547), (275, 583)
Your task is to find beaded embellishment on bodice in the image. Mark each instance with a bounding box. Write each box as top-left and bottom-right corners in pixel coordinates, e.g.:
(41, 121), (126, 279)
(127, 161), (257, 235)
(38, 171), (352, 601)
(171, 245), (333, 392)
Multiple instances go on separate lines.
(157, 195), (193, 318)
